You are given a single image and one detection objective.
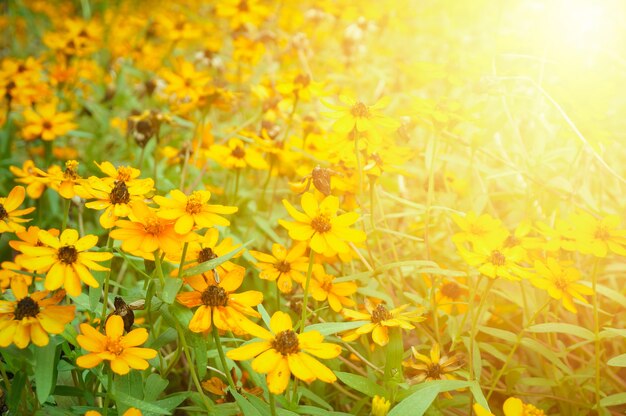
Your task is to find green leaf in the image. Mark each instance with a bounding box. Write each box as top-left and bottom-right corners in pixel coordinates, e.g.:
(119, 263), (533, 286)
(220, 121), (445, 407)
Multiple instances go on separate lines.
(34, 340), (59, 404)
(229, 388), (262, 416)
(161, 278), (183, 304)
(384, 327), (403, 383)
(607, 353), (626, 367)
(113, 390), (171, 415)
(388, 383), (439, 416)
(144, 374), (169, 402)
(156, 392), (192, 411)
(7, 371), (26, 415)
(182, 241), (252, 277)
(335, 371), (385, 398)
(304, 320), (369, 336)
(296, 406), (352, 416)
(478, 325), (517, 343)
(600, 392), (626, 407)
(527, 323), (595, 341)
(469, 381), (490, 410)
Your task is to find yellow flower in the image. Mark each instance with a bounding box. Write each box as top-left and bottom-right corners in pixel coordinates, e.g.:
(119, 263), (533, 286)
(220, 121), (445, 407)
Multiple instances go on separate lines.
(215, 0), (270, 29)
(45, 160), (83, 199)
(110, 202), (189, 259)
(154, 189), (238, 234)
(171, 228), (242, 277)
(279, 192), (366, 257)
(0, 186), (35, 233)
(342, 301), (425, 346)
(474, 397), (545, 416)
(9, 160), (48, 199)
(226, 311), (341, 394)
(570, 212), (626, 257)
(176, 267), (263, 334)
(309, 265), (357, 312)
(21, 99), (76, 141)
(249, 242), (309, 293)
(371, 395), (391, 416)
(209, 138), (269, 170)
(0, 261), (33, 294)
(18, 229), (113, 297)
(76, 315), (157, 375)
(77, 176), (154, 229)
(0, 284), (74, 349)
(458, 235), (529, 281)
(93, 161), (154, 189)
(531, 258), (593, 313)
(403, 343), (465, 383)
(325, 96), (400, 134)
(451, 211), (507, 249)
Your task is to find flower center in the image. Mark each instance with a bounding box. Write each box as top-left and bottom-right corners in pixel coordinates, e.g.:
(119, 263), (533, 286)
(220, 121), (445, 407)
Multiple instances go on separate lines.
(522, 404), (546, 416)
(554, 276), (569, 291)
(504, 235), (520, 248)
(198, 247), (218, 263)
(440, 282), (462, 299)
(425, 363), (442, 379)
(231, 146), (246, 159)
(201, 285), (229, 307)
(58, 245), (78, 264)
(350, 102), (370, 118)
(144, 217), (163, 235)
(311, 215), (331, 233)
(110, 181), (130, 205)
(105, 338), (125, 356)
(272, 330), (300, 355)
(489, 250), (506, 266)
(186, 192), (203, 214)
(371, 304), (392, 323)
(14, 297), (40, 320)
(63, 161), (80, 180)
(0, 204), (7, 221)
(595, 226), (610, 241)
(42, 120), (53, 130)
(116, 167), (133, 182)
(275, 261), (291, 273)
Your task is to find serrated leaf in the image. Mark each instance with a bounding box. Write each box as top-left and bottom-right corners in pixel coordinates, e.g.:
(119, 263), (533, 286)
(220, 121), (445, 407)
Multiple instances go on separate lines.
(304, 320), (369, 336)
(35, 341), (59, 404)
(527, 323), (595, 341)
(335, 371), (385, 398)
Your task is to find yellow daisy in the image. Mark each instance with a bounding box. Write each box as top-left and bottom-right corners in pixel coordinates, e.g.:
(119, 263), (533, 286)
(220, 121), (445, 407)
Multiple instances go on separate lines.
(0, 186), (35, 234)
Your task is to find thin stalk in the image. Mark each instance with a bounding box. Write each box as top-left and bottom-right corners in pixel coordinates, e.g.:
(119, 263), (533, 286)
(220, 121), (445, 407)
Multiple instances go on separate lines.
(153, 249), (166, 289)
(233, 169), (241, 203)
(212, 324), (236, 390)
(0, 354), (10, 394)
(591, 258), (602, 409)
(299, 249), (316, 333)
(353, 130), (362, 196)
(102, 369), (112, 416)
(61, 198), (71, 231)
(99, 235), (114, 330)
(177, 242), (189, 278)
(174, 322), (212, 411)
(269, 392), (277, 416)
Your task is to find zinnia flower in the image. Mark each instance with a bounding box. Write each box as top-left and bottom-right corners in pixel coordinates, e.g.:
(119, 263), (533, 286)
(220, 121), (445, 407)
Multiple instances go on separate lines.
(279, 192), (366, 257)
(531, 258), (593, 313)
(474, 397), (545, 416)
(249, 242), (309, 293)
(154, 189), (238, 234)
(227, 311), (341, 394)
(0, 186), (35, 234)
(308, 265), (357, 312)
(0, 283), (75, 349)
(76, 315), (157, 375)
(176, 266), (263, 334)
(403, 343), (465, 383)
(325, 96), (400, 134)
(17, 228), (113, 296)
(21, 99), (76, 141)
(569, 212), (626, 257)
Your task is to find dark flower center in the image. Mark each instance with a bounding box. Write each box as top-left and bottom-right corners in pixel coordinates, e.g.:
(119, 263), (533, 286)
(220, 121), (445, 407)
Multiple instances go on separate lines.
(311, 215), (331, 233)
(231, 146), (246, 159)
(275, 261), (291, 273)
(595, 226), (610, 241)
(58, 246), (78, 264)
(425, 363), (442, 379)
(272, 330), (299, 355)
(371, 304), (392, 323)
(554, 276), (569, 291)
(351, 102), (370, 118)
(110, 181), (130, 205)
(198, 247), (218, 263)
(14, 297), (40, 320)
(42, 120), (53, 130)
(489, 250), (506, 266)
(440, 282), (462, 299)
(0, 204), (7, 221)
(201, 285), (229, 307)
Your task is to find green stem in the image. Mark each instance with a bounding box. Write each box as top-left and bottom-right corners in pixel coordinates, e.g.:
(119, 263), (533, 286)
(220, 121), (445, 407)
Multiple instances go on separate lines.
(177, 242), (189, 278)
(299, 249), (316, 333)
(269, 391), (277, 416)
(233, 169), (241, 203)
(61, 198), (71, 231)
(175, 322), (212, 411)
(0, 353), (11, 394)
(103, 368), (112, 416)
(275, 282), (281, 312)
(212, 324), (236, 390)
(591, 258), (602, 409)
(99, 235), (114, 330)
(153, 250), (166, 290)
(486, 298), (551, 400)
(468, 278), (493, 382)
(353, 130), (362, 196)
